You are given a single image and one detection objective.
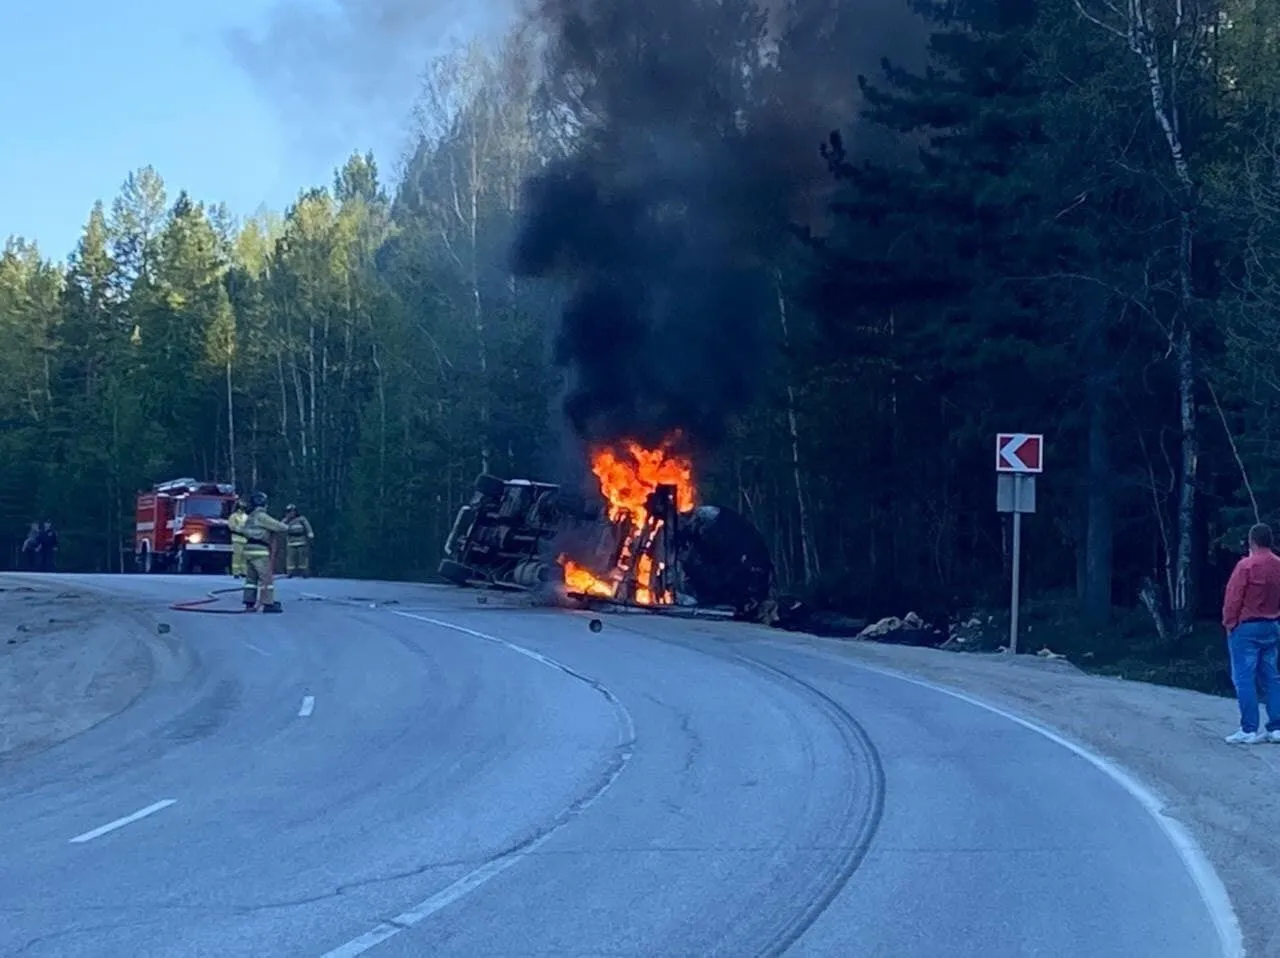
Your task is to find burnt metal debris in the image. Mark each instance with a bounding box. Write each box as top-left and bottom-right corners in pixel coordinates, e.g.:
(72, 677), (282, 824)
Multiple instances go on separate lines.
(438, 472), (775, 622)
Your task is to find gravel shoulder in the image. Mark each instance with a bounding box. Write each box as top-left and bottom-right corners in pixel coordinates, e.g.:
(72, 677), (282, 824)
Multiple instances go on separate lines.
(0, 578), (158, 762)
(743, 628), (1273, 957)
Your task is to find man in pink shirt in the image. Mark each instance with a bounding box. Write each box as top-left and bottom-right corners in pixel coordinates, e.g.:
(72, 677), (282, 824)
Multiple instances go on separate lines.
(1222, 523), (1280, 744)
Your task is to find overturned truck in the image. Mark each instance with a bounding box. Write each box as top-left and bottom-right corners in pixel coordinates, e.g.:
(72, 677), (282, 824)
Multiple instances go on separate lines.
(438, 472), (775, 622)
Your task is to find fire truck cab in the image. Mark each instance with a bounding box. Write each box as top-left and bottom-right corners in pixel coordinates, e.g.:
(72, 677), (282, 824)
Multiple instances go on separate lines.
(135, 478), (237, 574)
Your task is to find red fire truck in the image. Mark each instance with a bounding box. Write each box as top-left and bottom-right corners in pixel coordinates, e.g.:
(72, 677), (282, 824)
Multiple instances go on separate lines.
(134, 478), (238, 574)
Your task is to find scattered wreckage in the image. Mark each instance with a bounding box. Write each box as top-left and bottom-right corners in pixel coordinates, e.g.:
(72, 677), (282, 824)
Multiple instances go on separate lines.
(434, 442), (997, 648)
(437, 441), (776, 622)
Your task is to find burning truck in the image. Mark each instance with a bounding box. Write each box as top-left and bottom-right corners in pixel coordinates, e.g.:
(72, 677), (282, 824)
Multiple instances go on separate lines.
(437, 439), (775, 621)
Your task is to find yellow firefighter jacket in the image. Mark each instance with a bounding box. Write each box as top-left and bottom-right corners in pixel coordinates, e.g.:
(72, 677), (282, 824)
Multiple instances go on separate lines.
(242, 507), (291, 558)
(286, 515), (314, 547)
(228, 507), (248, 545)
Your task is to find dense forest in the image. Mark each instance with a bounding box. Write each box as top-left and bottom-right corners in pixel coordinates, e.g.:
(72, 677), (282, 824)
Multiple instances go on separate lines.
(3, 0), (1279, 665)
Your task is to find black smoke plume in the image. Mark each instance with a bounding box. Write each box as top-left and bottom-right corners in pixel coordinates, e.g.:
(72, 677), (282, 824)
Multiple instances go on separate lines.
(511, 0), (927, 456)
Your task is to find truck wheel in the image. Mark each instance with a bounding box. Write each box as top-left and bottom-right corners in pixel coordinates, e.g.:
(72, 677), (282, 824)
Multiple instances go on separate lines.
(473, 473), (506, 501)
(438, 559), (472, 586)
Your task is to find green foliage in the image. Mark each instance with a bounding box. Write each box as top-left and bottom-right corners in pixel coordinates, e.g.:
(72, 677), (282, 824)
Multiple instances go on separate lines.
(0, 126), (550, 573)
(3, 1), (1280, 663)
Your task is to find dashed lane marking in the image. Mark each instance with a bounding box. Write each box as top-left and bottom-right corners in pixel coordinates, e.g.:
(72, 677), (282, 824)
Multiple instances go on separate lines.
(69, 799), (176, 844)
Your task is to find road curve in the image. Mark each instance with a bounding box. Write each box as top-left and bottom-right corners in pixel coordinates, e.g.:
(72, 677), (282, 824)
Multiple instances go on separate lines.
(0, 573), (1235, 957)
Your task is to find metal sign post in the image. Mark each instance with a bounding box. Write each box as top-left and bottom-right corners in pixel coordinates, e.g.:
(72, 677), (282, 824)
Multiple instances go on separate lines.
(996, 435), (1043, 655)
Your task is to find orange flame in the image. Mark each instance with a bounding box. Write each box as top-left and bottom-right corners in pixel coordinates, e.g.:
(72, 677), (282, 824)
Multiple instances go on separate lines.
(562, 559), (615, 598)
(559, 437), (695, 604)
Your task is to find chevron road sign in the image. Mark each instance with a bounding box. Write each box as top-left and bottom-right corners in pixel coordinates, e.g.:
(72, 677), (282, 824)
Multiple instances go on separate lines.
(995, 433), (1043, 473)
(994, 433), (1043, 658)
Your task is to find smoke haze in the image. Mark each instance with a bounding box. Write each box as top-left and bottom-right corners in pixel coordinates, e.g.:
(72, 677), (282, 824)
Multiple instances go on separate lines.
(230, 0), (929, 462)
(511, 0), (928, 456)
(226, 0), (512, 166)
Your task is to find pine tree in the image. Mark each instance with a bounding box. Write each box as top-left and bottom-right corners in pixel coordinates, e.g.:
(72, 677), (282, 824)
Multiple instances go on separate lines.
(803, 0), (1084, 598)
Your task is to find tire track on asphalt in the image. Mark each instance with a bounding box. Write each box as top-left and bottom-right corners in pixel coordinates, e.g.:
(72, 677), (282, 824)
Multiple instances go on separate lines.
(613, 618), (887, 956)
(311, 595), (883, 956)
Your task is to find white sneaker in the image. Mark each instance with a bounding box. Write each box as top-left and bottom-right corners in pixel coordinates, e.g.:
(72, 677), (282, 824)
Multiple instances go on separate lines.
(1225, 729), (1265, 744)
(1267, 730), (1280, 744)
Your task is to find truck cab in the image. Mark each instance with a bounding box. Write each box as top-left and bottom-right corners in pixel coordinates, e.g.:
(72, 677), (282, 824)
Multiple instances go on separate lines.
(135, 478), (237, 573)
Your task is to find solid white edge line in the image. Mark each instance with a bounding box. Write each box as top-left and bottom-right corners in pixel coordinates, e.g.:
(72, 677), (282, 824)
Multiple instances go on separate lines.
(317, 611), (636, 958)
(298, 695), (315, 717)
(69, 799), (177, 844)
(802, 650), (1246, 958)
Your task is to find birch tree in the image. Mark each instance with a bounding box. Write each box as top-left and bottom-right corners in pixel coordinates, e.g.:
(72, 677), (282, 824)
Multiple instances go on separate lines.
(1071, 0), (1217, 639)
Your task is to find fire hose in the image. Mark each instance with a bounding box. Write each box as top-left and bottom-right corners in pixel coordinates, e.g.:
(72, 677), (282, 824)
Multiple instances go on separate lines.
(169, 586), (250, 614)
(169, 535), (280, 614)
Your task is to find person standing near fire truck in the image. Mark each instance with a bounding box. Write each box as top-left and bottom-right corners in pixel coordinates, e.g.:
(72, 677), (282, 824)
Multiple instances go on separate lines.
(37, 520), (58, 572)
(283, 504), (314, 578)
(241, 492), (290, 613)
(228, 497), (249, 578)
(21, 522), (39, 570)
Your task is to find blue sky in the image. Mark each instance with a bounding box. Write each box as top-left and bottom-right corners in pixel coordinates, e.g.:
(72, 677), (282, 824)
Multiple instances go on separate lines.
(0, 0), (435, 262)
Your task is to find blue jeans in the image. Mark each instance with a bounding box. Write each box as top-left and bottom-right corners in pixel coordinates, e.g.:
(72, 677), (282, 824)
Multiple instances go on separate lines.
(1228, 620), (1280, 733)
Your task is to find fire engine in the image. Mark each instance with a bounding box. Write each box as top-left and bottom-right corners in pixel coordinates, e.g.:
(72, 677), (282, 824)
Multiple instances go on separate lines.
(134, 478), (238, 574)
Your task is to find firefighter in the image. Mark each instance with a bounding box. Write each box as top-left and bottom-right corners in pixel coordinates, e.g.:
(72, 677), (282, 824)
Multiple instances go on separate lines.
(228, 497), (249, 578)
(240, 491), (290, 613)
(283, 504), (314, 578)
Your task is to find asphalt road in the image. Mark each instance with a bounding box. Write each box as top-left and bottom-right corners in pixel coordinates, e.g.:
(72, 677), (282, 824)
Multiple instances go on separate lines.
(0, 574), (1238, 957)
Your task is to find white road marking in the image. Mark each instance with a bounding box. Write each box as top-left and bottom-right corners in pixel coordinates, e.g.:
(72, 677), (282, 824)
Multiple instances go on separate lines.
(69, 799), (176, 844)
(782, 646), (1246, 958)
(298, 695), (315, 717)
(245, 642), (271, 657)
(318, 612), (636, 958)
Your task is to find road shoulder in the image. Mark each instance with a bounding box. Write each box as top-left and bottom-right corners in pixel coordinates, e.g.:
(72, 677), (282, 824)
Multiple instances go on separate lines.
(0, 579), (161, 762)
(743, 628), (1272, 957)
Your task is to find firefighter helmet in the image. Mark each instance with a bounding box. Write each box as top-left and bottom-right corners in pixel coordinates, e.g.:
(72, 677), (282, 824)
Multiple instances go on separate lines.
(285, 503), (297, 513)
(249, 491), (268, 510)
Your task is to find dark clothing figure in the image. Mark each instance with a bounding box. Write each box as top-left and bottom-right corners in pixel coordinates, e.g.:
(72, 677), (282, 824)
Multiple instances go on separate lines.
(37, 521), (57, 572)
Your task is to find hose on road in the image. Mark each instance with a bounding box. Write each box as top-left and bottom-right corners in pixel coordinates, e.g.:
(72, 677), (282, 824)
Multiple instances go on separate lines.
(171, 538), (281, 614)
(169, 585), (253, 615)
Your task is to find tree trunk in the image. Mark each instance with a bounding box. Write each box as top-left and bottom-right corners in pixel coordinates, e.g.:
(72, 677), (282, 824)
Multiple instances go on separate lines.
(775, 270), (818, 586)
(470, 186), (491, 475)
(1082, 370), (1113, 624)
(251, 405), (260, 490)
(225, 356), (236, 486)
(1078, 289), (1113, 625)
(373, 342), (388, 540)
(276, 351), (296, 469)
(1124, 0), (1199, 639)
(1173, 315), (1197, 637)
